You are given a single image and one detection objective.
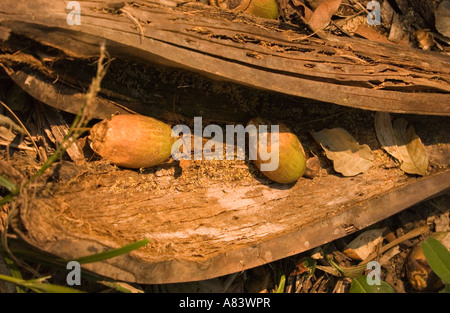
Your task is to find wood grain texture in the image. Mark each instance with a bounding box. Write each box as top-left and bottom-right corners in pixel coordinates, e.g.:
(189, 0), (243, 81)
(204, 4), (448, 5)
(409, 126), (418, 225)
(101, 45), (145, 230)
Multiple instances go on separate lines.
(1, 0), (449, 284)
(0, 0), (449, 115)
(8, 138), (450, 283)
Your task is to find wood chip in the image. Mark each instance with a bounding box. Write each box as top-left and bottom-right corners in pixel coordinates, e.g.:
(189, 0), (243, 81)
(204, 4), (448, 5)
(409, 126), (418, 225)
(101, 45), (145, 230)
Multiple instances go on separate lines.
(40, 105), (86, 165)
(343, 228), (385, 261)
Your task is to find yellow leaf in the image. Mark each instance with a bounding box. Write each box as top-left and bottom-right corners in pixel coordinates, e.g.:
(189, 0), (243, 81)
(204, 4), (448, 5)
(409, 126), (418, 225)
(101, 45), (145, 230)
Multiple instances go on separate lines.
(311, 127), (374, 176)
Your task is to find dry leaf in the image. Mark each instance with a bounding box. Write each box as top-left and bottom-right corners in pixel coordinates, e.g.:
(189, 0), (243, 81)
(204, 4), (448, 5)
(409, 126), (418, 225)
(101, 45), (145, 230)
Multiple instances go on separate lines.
(290, 0), (314, 21)
(435, 0), (450, 38)
(307, 0), (342, 32)
(388, 14), (406, 44)
(374, 112), (428, 176)
(416, 29), (434, 50)
(305, 0), (328, 10)
(311, 127), (374, 176)
(336, 15), (393, 44)
(0, 125), (17, 142)
(0, 114), (26, 136)
(392, 118), (428, 176)
(336, 15), (365, 34)
(355, 24), (393, 44)
(374, 112), (402, 161)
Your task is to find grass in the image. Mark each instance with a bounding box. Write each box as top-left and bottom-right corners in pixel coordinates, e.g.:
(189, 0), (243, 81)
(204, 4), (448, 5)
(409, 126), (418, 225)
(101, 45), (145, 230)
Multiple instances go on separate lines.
(0, 44), (149, 293)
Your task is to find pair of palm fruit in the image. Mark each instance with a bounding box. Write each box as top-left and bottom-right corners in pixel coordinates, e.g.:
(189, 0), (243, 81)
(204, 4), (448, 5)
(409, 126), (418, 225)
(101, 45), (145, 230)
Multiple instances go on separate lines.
(88, 114), (306, 184)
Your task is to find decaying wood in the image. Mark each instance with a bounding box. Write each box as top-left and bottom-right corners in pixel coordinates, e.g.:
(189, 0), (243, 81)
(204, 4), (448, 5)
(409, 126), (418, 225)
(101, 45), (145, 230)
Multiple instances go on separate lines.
(9, 160), (450, 284)
(4, 112), (449, 283)
(0, 0), (449, 116)
(39, 105), (86, 165)
(0, 0), (449, 284)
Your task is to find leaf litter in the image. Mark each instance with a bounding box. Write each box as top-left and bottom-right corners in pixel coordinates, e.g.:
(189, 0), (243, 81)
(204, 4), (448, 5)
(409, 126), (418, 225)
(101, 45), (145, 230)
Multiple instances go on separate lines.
(374, 112), (428, 176)
(311, 127), (374, 176)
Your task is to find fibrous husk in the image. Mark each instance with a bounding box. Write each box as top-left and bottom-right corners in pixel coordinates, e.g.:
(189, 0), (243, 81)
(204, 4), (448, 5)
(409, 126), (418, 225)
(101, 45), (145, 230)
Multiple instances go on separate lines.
(88, 114), (175, 169)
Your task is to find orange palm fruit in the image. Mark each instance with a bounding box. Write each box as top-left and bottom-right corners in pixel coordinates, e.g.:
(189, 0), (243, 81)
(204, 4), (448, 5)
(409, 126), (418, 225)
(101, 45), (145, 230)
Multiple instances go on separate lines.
(247, 118), (306, 184)
(89, 114), (175, 169)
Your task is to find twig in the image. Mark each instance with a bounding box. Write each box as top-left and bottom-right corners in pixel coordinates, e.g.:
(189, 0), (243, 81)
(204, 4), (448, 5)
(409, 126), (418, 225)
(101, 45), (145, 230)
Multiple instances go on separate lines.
(288, 26), (325, 42)
(359, 225), (430, 265)
(1, 201), (42, 278)
(0, 115), (25, 135)
(316, 225), (431, 277)
(120, 9), (144, 44)
(349, 0), (371, 16)
(0, 44), (111, 280)
(0, 141), (34, 151)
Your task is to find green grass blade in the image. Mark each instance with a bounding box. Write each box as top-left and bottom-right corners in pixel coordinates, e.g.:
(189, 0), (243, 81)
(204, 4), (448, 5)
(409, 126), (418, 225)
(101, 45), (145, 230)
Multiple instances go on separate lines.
(275, 274), (285, 293)
(0, 175), (16, 192)
(26, 282), (85, 293)
(1, 245), (119, 283)
(73, 239), (150, 264)
(98, 280), (144, 293)
(3, 256), (25, 293)
(300, 257), (317, 277)
(421, 237), (450, 284)
(0, 273), (85, 293)
(0, 192), (16, 206)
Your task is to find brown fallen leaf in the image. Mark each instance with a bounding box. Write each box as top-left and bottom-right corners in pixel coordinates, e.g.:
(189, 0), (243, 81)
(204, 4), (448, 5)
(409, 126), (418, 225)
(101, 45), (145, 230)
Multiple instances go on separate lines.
(307, 0), (342, 32)
(355, 24), (393, 44)
(335, 14), (365, 34)
(0, 115), (26, 137)
(374, 112), (429, 176)
(374, 112), (403, 161)
(336, 15), (394, 44)
(435, 0), (450, 38)
(416, 29), (435, 50)
(305, 0), (328, 10)
(289, 0), (314, 21)
(392, 118), (429, 176)
(387, 14), (407, 45)
(311, 127), (374, 176)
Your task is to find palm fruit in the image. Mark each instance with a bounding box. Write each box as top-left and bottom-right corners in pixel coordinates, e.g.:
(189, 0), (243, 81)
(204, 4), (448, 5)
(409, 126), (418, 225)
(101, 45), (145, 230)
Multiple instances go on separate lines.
(247, 117), (306, 184)
(88, 114), (175, 169)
